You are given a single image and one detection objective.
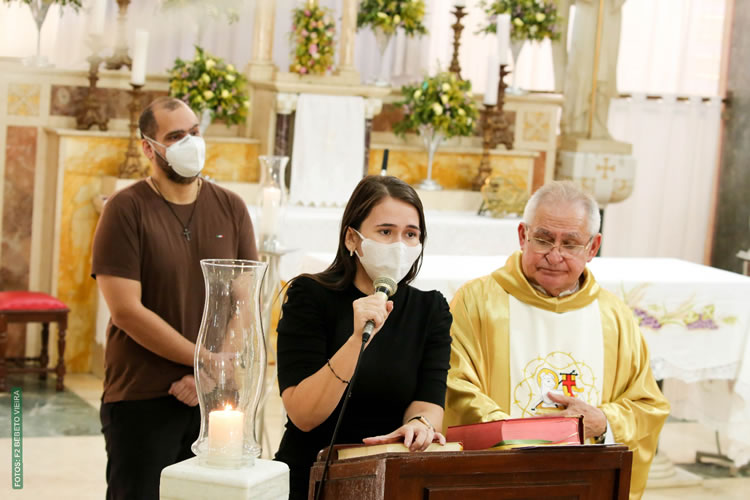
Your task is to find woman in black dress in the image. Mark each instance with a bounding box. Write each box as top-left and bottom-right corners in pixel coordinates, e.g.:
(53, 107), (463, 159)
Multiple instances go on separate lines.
(274, 175), (453, 499)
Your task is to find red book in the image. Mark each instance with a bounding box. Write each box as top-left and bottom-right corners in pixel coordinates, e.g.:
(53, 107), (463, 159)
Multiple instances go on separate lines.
(446, 416), (584, 450)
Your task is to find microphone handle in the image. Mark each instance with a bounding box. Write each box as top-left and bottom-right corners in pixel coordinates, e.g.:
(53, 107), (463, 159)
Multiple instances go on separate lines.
(361, 289), (389, 342)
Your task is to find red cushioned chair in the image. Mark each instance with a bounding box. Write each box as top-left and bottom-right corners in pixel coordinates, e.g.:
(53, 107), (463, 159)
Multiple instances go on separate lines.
(0, 291), (69, 392)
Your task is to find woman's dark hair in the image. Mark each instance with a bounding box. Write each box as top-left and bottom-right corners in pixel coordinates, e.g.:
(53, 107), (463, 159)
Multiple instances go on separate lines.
(295, 175), (426, 291)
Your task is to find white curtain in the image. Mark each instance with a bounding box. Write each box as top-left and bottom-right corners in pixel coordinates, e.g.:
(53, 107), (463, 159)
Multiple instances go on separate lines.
(601, 95), (723, 263)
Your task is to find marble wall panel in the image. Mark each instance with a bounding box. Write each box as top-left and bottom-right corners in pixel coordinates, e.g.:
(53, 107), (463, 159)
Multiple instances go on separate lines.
(54, 135), (260, 372)
(204, 142), (259, 182)
(56, 137), (122, 372)
(8, 83), (41, 116)
(50, 85), (168, 120)
(2, 126), (38, 357)
(368, 147), (533, 192)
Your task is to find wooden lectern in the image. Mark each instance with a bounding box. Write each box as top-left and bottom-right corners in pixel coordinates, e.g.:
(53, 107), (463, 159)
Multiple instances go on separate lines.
(309, 445), (632, 499)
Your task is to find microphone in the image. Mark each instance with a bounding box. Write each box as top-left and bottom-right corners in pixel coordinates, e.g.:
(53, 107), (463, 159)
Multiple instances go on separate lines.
(362, 276), (397, 342)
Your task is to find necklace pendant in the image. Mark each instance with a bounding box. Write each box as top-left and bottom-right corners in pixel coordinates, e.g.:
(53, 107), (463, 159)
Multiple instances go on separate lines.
(183, 228), (191, 241)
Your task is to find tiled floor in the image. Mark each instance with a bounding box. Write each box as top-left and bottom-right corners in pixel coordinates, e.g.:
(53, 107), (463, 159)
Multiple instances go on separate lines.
(1, 373), (748, 499)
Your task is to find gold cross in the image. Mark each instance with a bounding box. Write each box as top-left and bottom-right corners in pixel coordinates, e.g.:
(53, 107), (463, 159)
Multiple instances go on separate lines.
(596, 158), (616, 180)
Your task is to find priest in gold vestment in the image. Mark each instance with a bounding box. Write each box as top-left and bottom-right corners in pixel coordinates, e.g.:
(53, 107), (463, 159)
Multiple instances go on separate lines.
(445, 181), (669, 500)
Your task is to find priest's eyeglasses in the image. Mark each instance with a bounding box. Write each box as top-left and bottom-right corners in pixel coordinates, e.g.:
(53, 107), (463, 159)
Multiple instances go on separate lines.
(526, 235), (594, 258)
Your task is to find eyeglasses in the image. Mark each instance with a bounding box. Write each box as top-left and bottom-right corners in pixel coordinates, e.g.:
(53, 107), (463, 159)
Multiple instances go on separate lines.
(526, 235), (594, 258)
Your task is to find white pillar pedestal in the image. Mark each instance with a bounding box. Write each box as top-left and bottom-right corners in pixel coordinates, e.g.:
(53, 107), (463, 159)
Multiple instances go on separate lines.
(160, 457), (289, 500)
(646, 451), (703, 489)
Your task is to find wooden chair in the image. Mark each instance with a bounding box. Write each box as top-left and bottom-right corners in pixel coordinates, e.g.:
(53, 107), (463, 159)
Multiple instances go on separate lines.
(0, 291), (69, 392)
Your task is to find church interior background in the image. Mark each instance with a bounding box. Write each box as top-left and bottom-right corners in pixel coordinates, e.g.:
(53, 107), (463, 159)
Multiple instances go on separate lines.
(1, 0), (749, 498)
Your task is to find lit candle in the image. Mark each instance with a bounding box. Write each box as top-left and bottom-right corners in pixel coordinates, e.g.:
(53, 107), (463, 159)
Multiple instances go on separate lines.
(91, 0), (106, 36)
(484, 51), (499, 106)
(130, 29), (149, 86)
(496, 14), (511, 65)
(260, 186), (282, 237)
(208, 404), (244, 458)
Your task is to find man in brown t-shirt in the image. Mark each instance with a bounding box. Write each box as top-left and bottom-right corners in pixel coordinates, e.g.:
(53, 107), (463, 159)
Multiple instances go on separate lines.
(92, 97), (258, 500)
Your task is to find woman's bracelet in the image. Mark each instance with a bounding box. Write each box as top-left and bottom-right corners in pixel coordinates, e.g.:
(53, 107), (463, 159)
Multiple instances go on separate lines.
(407, 415), (434, 432)
(326, 359), (350, 384)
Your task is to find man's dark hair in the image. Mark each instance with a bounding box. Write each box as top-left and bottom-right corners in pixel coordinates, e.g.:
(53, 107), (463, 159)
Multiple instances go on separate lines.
(138, 97), (186, 140)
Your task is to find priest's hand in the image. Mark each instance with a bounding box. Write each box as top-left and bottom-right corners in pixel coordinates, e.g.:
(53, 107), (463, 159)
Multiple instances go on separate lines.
(546, 392), (607, 439)
(362, 422), (446, 452)
(169, 374), (199, 407)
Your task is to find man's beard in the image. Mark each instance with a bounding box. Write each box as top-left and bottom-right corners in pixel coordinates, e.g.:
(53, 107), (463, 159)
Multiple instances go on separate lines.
(154, 151), (199, 185)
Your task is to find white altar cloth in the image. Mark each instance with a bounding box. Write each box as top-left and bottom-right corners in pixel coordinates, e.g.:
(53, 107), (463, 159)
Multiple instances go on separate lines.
(247, 205), (520, 281)
(299, 253), (750, 466)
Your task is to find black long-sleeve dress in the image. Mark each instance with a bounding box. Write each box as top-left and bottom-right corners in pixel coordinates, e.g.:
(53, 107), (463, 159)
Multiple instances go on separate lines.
(274, 276), (453, 500)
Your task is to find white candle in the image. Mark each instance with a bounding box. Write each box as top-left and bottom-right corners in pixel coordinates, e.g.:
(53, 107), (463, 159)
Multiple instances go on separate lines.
(453, 0), (467, 7)
(496, 14), (511, 65)
(130, 29), (149, 86)
(208, 405), (244, 458)
(484, 51), (499, 106)
(260, 186), (282, 237)
(90, 0), (106, 36)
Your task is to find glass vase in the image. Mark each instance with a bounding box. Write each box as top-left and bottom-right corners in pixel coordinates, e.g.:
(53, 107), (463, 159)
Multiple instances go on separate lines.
(257, 155), (289, 253)
(415, 124), (444, 191)
(373, 29), (393, 87)
(23, 0), (54, 67)
(192, 259), (268, 468)
(508, 40), (525, 95)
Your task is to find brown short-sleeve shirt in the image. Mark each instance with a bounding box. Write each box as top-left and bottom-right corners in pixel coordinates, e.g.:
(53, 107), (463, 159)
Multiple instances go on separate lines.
(92, 179), (258, 403)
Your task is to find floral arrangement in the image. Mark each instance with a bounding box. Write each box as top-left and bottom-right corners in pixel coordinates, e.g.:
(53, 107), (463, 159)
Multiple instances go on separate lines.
(168, 46), (250, 126)
(479, 0), (561, 42)
(356, 0), (428, 37)
(393, 71), (479, 139)
(161, 0), (241, 23)
(3, 0), (82, 9)
(290, 2), (335, 75)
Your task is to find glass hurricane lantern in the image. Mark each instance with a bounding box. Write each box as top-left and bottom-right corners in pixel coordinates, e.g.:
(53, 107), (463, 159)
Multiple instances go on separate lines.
(192, 259), (268, 468)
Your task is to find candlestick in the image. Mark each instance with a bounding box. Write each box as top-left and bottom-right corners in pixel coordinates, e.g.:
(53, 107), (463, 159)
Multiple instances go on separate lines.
(130, 29), (149, 85)
(75, 35), (109, 131)
(472, 64), (514, 191)
(119, 83), (150, 179)
(105, 0), (133, 70)
(208, 405), (244, 459)
(448, 5), (468, 78)
(496, 14), (511, 65)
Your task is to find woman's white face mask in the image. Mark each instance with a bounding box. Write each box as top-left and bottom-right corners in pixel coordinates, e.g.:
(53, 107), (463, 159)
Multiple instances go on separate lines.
(144, 134), (206, 178)
(352, 228), (422, 283)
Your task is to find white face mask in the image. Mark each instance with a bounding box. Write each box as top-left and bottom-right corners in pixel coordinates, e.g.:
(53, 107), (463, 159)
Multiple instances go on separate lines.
(145, 134), (206, 178)
(352, 228), (422, 283)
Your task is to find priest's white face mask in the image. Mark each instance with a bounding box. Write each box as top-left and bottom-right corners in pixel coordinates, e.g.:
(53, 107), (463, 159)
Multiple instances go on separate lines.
(351, 228), (422, 283)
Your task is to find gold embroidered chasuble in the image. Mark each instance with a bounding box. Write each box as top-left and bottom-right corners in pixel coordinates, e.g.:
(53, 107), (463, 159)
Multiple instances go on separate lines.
(445, 252), (670, 500)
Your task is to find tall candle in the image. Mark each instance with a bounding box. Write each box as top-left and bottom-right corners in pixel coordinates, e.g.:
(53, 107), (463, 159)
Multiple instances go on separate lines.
(484, 52), (499, 106)
(91, 0), (106, 36)
(260, 186), (282, 237)
(130, 29), (149, 86)
(496, 14), (511, 65)
(208, 405), (244, 458)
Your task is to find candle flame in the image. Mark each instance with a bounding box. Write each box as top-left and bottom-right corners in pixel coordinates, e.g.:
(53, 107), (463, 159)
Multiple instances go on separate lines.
(225, 403), (233, 411)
